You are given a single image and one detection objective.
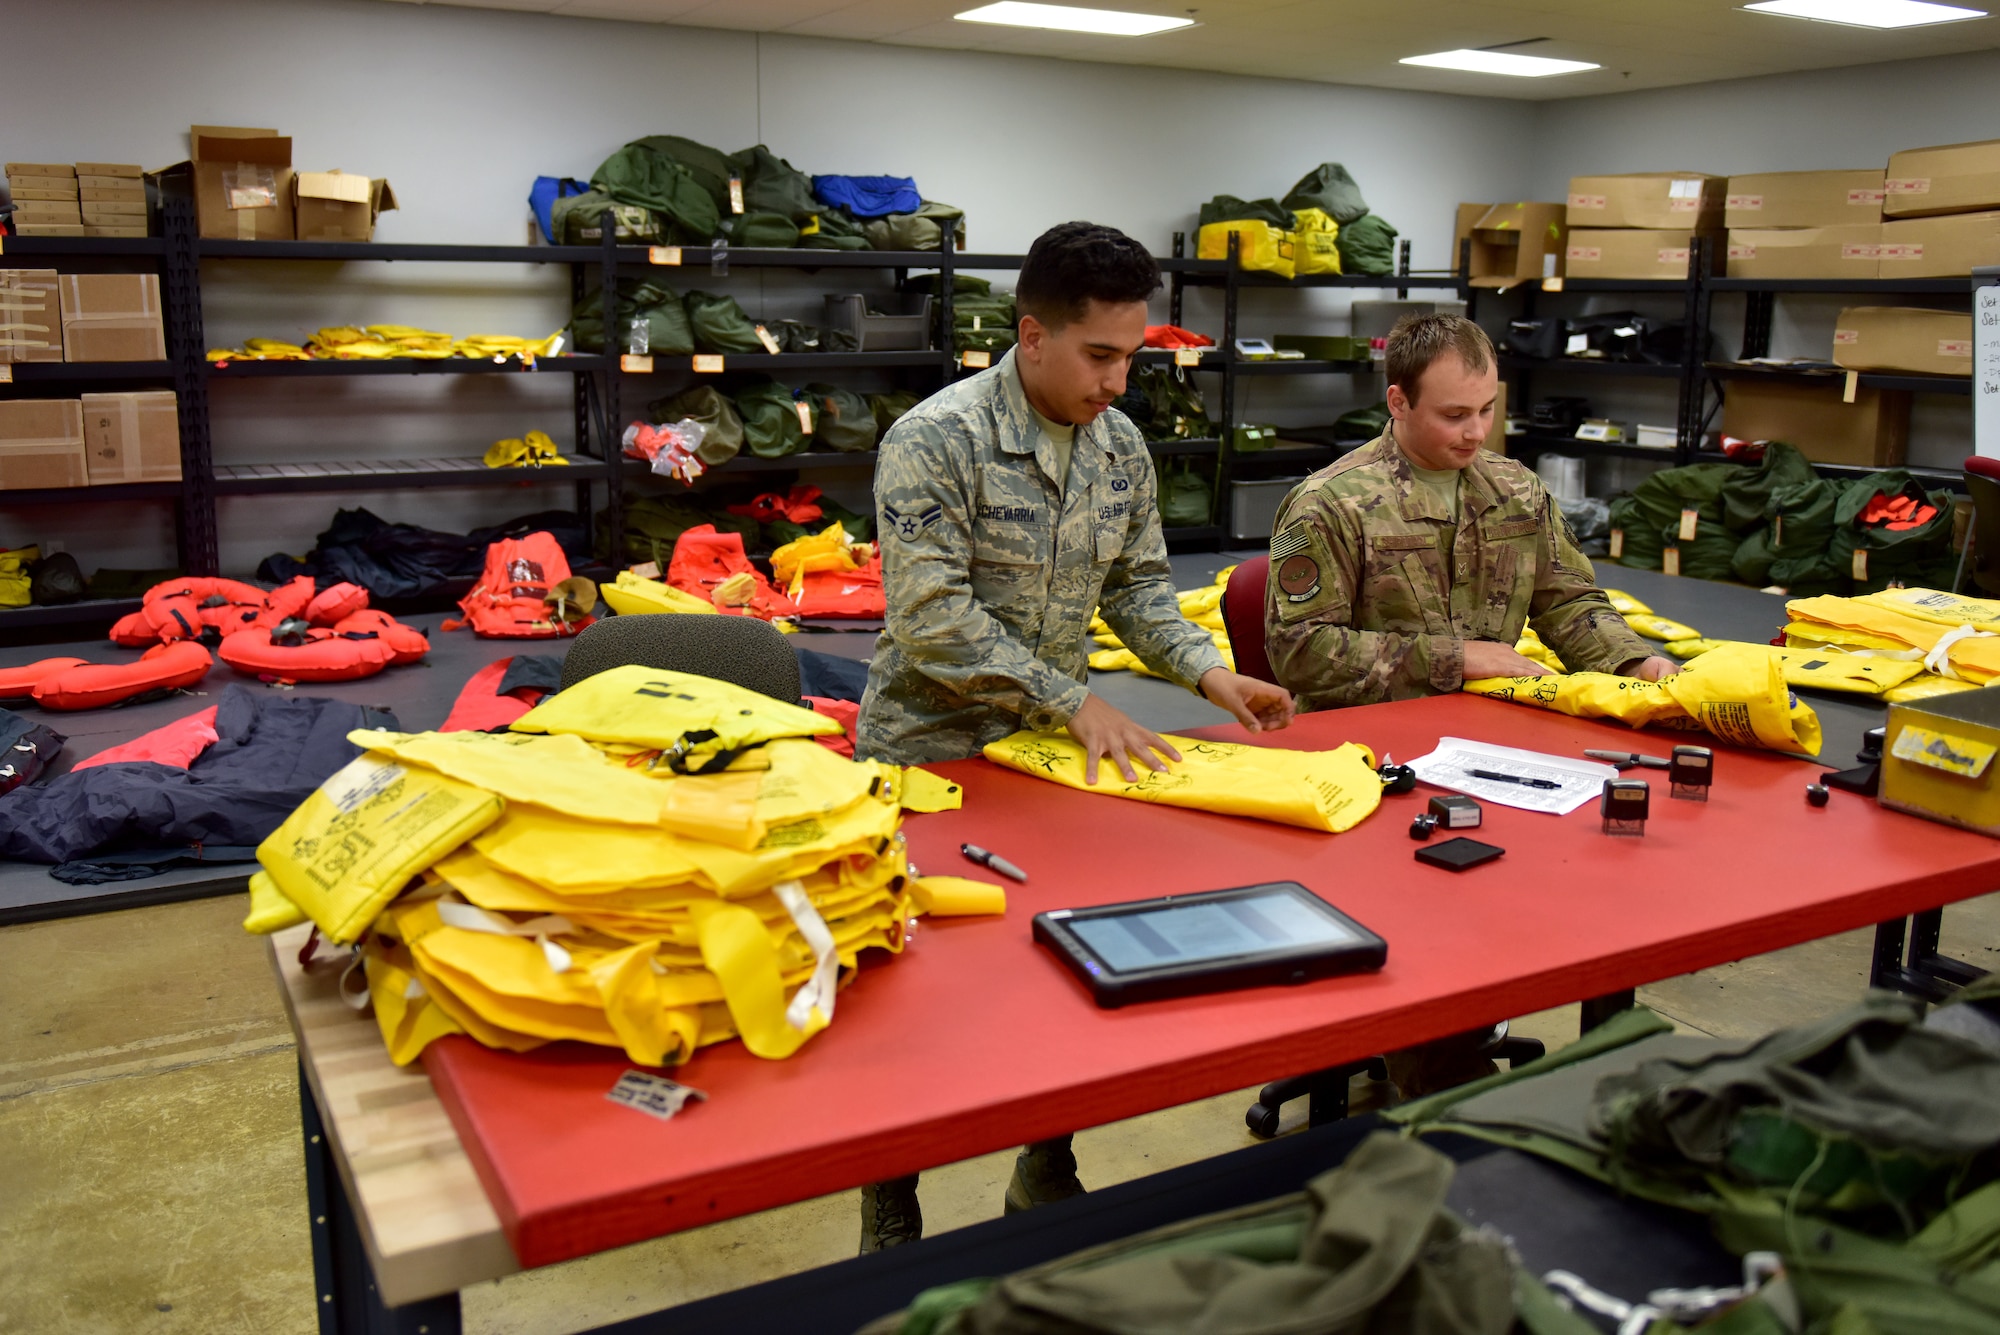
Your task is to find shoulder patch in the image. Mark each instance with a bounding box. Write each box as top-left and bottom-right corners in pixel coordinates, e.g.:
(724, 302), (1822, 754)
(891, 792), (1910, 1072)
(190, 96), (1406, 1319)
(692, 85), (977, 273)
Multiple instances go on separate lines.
(883, 502), (943, 541)
(1276, 551), (1322, 603)
(1270, 523), (1312, 563)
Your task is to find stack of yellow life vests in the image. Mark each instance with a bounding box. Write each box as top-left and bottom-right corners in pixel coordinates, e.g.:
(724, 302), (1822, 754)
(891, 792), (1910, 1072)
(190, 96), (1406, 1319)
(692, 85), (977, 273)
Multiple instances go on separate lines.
(1088, 565), (1234, 677)
(243, 665), (994, 1068)
(207, 326), (564, 364)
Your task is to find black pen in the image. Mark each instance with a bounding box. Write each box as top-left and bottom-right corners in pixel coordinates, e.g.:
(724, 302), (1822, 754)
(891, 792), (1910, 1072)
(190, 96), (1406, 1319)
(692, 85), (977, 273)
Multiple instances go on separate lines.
(1468, 768), (1562, 790)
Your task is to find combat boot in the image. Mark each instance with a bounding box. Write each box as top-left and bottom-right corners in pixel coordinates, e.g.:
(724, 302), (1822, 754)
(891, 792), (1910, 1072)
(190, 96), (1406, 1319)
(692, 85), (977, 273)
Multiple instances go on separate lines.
(859, 1175), (922, 1254)
(1002, 1136), (1085, 1215)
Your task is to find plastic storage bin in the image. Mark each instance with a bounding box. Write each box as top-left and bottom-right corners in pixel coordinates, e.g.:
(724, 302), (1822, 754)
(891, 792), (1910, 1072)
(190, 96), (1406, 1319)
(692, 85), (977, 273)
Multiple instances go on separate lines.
(823, 293), (933, 351)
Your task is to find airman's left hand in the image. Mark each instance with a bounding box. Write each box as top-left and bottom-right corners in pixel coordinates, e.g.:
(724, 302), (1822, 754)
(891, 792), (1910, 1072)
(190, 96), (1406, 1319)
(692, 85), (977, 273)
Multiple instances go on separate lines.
(1199, 668), (1295, 734)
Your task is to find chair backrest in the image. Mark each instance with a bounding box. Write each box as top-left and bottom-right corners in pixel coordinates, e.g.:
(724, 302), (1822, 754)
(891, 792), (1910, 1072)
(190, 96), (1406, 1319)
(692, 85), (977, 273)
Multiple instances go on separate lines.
(1222, 555), (1276, 686)
(558, 613), (803, 702)
(1963, 463), (2000, 599)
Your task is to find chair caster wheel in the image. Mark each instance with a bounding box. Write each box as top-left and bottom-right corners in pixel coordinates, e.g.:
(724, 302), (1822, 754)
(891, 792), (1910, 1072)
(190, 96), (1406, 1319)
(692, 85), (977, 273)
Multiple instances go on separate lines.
(1245, 1103), (1280, 1139)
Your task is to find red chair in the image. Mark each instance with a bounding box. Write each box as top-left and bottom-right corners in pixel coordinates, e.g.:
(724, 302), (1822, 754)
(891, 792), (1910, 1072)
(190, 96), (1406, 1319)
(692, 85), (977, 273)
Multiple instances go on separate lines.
(1960, 457), (2000, 597)
(1221, 555), (1276, 686)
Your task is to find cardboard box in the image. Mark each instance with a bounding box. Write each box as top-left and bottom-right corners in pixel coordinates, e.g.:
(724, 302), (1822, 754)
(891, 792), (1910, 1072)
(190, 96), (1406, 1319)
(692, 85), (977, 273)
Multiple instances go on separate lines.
(81, 201), (147, 221)
(1465, 202), (1568, 288)
(81, 184), (145, 201)
(1724, 170), (1886, 229)
(0, 398), (88, 489)
(5, 162), (73, 178)
(1884, 138), (2000, 219)
(83, 225), (150, 239)
(58, 273), (166, 362)
(1883, 684), (2000, 837)
(1451, 202), (1489, 274)
(13, 224), (85, 237)
(187, 126), (294, 242)
(1721, 378), (1908, 467)
(1725, 224), (1881, 280)
(13, 203), (83, 224)
(1564, 228), (1714, 281)
(80, 390), (181, 483)
(1567, 173), (1725, 230)
(0, 269), (62, 364)
(11, 185), (80, 203)
(1878, 211), (2000, 278)
(1831, 306), (1973, 377)
(293, 169), (398, 242)
(75, 162), (142, 178)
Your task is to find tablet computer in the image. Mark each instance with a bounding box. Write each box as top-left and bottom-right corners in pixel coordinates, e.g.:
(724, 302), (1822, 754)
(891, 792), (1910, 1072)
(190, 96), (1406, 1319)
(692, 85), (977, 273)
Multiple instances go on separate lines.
(1032, 881), (1387, 1008)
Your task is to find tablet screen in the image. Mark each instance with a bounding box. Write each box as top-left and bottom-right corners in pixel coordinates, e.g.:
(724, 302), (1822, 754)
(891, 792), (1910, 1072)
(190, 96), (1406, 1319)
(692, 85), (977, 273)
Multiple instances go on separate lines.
(1067, 890), (1360, 975)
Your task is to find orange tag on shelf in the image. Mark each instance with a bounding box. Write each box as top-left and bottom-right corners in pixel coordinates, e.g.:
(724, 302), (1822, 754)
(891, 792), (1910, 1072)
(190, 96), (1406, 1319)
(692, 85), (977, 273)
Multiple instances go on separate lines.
(1678, 509), (1699, 542)
(693, 354), (724, 373)
(962, 349), (991, 369)
(1663, 547), (1681, 577)
(1608, 528), (1624, 559)
(1853, 548), (1869, 581)
(1541, 276), (1564, 293)
(1174, 347), (1201, 366)
(755, 324), (780, 354)
(648, 246), (682, 266)
(619, 354), (654, 373)
(728, 178), (744, 214)
(794, 400), (813, 433)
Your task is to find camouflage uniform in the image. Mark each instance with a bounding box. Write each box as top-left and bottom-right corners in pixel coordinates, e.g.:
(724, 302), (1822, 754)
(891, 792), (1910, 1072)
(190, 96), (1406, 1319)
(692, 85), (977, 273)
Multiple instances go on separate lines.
(858, 348), (1226, 765)
(1266, 431), (1652, 711)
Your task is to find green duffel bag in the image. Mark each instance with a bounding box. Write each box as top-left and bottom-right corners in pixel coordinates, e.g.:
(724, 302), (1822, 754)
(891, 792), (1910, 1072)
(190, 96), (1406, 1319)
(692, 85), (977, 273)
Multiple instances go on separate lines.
(629, 135), (734, 215)
(1717, 441), (1817, 534)
(907, 274), (992, 297)
(1748, 477), (1846, 594)
(868, 390), (922, 435)
(799, 206), (871, 251)
(727, 210), (799, 248)
(1336, 213), (1399, 277)
(589, 143), (719, 242)
(1334, 402), (1391, 442)
(1653, 517), (1739, 581)
(1609, 460), (1740, 571)
(862, 201), (966, 253)
(684, 290), (766, 355)
(1196, 195), (1292, 229)
(766, 495), (874, 548)
(1281, 162), (1371, 225)
(1830, 470), (1959, 594)
(1118, 367), (1211, 442)
(798, 383), (877, 453)
(1159, 461), (1214, 528)
(549, 191), (663, 247)
(601, 493), (756, 566)
(646, 384), (743, 466)
(956, 324), (1017, 358)
(728, 145), (820, 223)
(732, 378), (806, 458)
(571, 279), (695, 356)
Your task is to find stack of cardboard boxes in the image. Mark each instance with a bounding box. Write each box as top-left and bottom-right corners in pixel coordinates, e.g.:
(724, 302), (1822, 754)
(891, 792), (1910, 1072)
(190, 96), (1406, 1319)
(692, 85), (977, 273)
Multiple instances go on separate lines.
(5, 163), (83, 237)
(77, 164), (149, 238)
(0, 391), (181, 490)
(177, 126), (395, 242)
(1563, 173), (1726, 281)
(1722, 169), (1886, 281)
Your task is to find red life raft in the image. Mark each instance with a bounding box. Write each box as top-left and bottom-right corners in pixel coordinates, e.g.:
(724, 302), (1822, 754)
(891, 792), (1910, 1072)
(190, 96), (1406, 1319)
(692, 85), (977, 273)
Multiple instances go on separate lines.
(32, 641), (214, 711)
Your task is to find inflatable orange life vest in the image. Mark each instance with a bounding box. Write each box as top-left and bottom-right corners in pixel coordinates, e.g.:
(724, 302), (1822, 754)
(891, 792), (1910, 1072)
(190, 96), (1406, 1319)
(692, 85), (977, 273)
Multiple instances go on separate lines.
(0, 657), (90, 701)
(668, 525), (797, 620)
(446, 532), (598, 639)
(331, 608), (430, 663)
(439, 656), (551, 733)
(791, 552), (885, 620)
(306, 582), (369, 626)
(112, 575), (318, 646)
(33, 641), (213, 711)
(220, 623), (398, 682)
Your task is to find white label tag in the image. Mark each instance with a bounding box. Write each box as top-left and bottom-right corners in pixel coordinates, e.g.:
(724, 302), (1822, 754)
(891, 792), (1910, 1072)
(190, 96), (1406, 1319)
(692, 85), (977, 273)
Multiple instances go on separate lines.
(1663, 547), (1681, 577)
(1886, 178), (1930, 195)
(1542, 275), (1564, 292)
(1174, 347), (1201, 366)
(728, 178), (744, 213)
(1844, 370), (1860, 404)
(1727, 194), (1763, 210)
(1773, 514), (1784, 546)
(1668, 197), (1700, 211)
(1567, 193), (1606, 210)
(1565, 332), (1590, 354)
(962, 349), (991, 369)
(1668, 177), (1703, 199)
(619, 353), (654, 373)
(1853, 548), (1869, 580)
(1850, 188), (1886, 205)
(1657, 248), (1691, 265)
(971, 315), (981, 331)
(1941, 339), (1974, 358)
(1834, 329), (1860, 344)
(606, 1070), (707, 1122)
(795, 399), (814, 433)
(1729, 244), (1756, 259)
(648, 246), (682, 266)
(693, 354), (725, 373)
(1839, 244), (1880, 260)
(1678, 509), (1699, 542)
(1609, 529), (1624, 559)
(1881, 243), (1924, 261)
(0, 365), (11, 384)
(1567, 246), (1601, 262)
(754, 324), (780, 354)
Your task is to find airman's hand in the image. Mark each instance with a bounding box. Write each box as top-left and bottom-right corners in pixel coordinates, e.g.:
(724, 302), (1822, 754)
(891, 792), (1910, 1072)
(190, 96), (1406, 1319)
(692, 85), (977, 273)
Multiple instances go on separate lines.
(1198, 667), (1294, 734)
(1461, 640), (1551, 681)
(1623, 655), (1681, 682)
(1065, 694), (1180, 785)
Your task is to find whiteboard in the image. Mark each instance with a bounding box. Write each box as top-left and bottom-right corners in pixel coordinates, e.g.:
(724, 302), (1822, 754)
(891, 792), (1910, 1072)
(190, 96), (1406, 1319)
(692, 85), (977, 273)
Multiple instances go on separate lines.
(1979, 279), (2000, 459)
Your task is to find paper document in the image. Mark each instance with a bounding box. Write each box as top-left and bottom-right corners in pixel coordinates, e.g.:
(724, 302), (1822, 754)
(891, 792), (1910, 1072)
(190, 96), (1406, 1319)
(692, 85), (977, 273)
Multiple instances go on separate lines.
(1407, 737), (1618, 816)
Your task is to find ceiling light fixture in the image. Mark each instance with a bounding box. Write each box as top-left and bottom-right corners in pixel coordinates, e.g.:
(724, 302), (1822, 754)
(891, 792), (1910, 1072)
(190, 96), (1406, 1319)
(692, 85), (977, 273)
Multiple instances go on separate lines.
(1742, 0), (1986, 27)
(953, 3), (1196, 37)
(1399, 48), (1601, 77)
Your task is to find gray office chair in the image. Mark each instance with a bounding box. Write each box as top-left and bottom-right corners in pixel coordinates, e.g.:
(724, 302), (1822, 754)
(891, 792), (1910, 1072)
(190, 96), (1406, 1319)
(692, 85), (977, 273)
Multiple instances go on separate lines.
(558, 612), (803, 703)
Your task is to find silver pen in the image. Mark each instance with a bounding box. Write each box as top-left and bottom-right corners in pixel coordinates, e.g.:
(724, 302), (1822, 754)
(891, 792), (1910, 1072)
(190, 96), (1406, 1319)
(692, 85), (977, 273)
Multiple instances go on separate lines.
(960, 843), (1027, 883)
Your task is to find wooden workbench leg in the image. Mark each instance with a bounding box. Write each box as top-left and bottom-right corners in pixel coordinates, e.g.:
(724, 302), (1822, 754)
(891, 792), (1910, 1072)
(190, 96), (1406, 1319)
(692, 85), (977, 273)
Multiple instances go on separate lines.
(298, 1061), (464, 1335)
(1579, 991), (1636, 1033)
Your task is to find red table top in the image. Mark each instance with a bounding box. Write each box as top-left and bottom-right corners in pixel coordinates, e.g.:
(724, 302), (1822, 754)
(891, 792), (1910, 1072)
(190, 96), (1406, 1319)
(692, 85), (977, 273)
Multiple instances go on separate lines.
(424, 695), (1999, 1268)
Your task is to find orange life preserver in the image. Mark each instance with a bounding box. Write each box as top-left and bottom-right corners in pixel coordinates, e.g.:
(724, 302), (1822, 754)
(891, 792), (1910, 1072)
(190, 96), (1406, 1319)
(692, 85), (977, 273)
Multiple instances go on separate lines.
(33, 641), (213, 711)
(331, 608), (429, 664)
(0, 657), (89, 701)
(447, 532), (597, 639)
(306, 581), (370, 626)
(791, 553), (885, 620)
(668, 525), (797, 620)
(113, 575), (319, 646)
(219, 624), (398, 682)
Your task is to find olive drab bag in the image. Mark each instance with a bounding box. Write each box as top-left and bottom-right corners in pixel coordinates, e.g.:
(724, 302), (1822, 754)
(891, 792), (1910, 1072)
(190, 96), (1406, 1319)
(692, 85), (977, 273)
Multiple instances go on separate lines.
(732, 378), (807, 458)
(570, 279), (695, 356)
(1282, 162), (1371, 225)
(590, 142), (719, 242)
(684, 290), (766, 354)
(1337, 213), (1400, 276)
(867, 390), (921, 435)
(983, 732), (1382, 833)
(647, 385), (744, 466)
(1717, 441), (1816, 534)
(798, 383), (877, 453)
(1159, 459), (1215, 529)
(1196, 195), (1292, 230)
(628, 134), (734, 214)
(548, 190), (663, 247)
(798, 205), (870, 252)
(602, 494), (757, 569)
(1741, 477), (1846, 594)
(727, 145), (820, 223)
(1116, 367), (1211, 442)
(727, 211), (799, 249)
(1830, 470), (1959, 594)
(860, 201), (965, 252)
(1608, 460), (1737, 574)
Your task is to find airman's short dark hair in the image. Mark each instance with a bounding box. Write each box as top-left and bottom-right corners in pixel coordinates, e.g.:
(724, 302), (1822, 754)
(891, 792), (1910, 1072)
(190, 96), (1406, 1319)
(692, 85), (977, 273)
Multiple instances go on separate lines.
(1385, 314), (1494, 404)
(1017, 222), (1160, 331)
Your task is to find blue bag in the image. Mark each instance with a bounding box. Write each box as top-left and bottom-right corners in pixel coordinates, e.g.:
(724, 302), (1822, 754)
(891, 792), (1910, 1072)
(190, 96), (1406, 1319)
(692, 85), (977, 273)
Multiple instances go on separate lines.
(811, 174), (922, 219)
(530, 176), (589, 244)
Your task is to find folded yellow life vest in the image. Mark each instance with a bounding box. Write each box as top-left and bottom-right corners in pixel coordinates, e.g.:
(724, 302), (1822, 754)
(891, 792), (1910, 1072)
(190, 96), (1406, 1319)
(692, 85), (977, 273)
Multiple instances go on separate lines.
(253, 754), (505, 944)
(348, 728), (678, 827)
(510, 664), (839, 767)
(1601, 588), (1652, 616)
(1465, 642), (1821, 756)
(483, 430), (567, 469)
(599, 570), (718, 617)
(1664, 637), (1725, 659)
(981, 732), (1381, 833)
(770, 522), (874, 601)
(899, 766), (963, 813)
(1883, 674), (1984, 703)
(1514, 626), (1568, 674)
(1625, 612), (1701, 643)
(1787, 590), (2000, 684)
(1646, 640), (1924, 697)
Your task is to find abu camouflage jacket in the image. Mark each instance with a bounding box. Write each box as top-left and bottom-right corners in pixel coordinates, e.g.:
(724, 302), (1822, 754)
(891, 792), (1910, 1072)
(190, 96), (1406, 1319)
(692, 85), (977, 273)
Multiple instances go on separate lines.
(1265, 431), (1652, 711)
(858, 348), (1225, 765)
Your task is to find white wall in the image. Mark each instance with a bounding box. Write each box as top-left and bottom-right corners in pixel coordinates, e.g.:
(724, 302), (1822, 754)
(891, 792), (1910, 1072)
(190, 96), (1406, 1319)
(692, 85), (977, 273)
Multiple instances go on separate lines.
(2, 0), (1537, 575)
